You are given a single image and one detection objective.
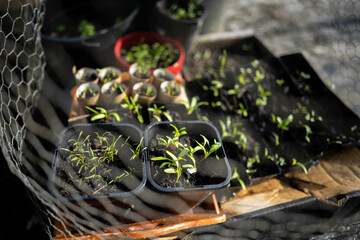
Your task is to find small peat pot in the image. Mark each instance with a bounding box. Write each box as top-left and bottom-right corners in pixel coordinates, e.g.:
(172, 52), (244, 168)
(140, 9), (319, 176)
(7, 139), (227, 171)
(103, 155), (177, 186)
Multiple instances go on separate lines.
(157, 81), (183, 104)
(75, 82), (100, 110)
(100, 81), (126, 106)
(74, 67), (99, 85)
(49, 123), (146, 201)
(144, 121), (231, 192)
(98, 66), (122, 85)
(132, 82), (157, 107)
(153, 68), (176, 90)
(128, 63), (152, 95)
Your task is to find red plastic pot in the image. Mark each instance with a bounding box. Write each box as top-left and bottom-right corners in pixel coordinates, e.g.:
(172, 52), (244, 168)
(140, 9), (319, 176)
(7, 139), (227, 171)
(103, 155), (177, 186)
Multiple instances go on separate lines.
(114, 32), (185, 76)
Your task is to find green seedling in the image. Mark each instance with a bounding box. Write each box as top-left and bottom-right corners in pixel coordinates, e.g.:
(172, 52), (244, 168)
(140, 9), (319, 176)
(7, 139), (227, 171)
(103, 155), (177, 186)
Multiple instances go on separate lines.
(246, 146), (260, 169)
(194, 134), (221, 161)
(302, 123), (313, 143)
(169, 0), (203, 20)
(165, 82), (180, 96)
(145, 86), (154, 97)
(229, 167), (246, 190)
(81, 86), (98, 99)
(159, 124), (186, 150)
(272, 113), (294, 133)
(183, 146), (200, 174)
(256, 85), (271, 106)
(292, 158), (308, 174)
(149, 104), (173, 122)
(151, 148), (190, 183)
(61, 131), (91, 173)
(93, 132), (122, 164)
(121, 93), (144, 123)
(129, 137), (146, 161)
(237, 103), (248, 117)
(122, 42), (179, 70)
(86, 106), (120, 122)
(182, 97), (208, 115)
(78, 19), (95, 37)
(218, 116), (243, 140)
(202, 80), (224, 97)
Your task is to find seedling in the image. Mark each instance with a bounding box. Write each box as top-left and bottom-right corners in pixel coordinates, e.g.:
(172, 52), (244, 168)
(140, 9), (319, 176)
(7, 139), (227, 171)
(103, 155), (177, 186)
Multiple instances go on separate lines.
(61, 131), (91, 173)
(292, 158), (308, 174)
(237, 103), (248, 117)
(103, 69), (120, 84)
(246, 146), (260, 170)
(129, 137), (146, 161)
(229, 167), (246, 190)
(122, 42), (179, 70)
(151, 148), (190, 183)
(202, 80), (224, 97)
(80, 86), (98, 99)
(183, 146), (200, 174)
(194, 134), (221, 161)
(164, 82), (181, 96)
(121, 93), (144, 123)
(93, 132), (122, 164)
(182, 97), (208, 115)
(218, 116), (244, 141)
(159, 124), (186, 150)
(86, 106), (121, 122)
(169, 0), (203, 20)
(272, 113), (294, 133)
(148, 104), (173, 122)
(256, 85), (271, 106)
(301, 123), (313, 143)
(60, 131), (135, 188)
(78, 19), (95, 37)
(145, 86), (154, 97)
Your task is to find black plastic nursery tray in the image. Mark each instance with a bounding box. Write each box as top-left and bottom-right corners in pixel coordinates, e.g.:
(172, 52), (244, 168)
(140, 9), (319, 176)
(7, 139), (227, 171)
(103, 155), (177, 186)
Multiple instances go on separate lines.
(183, 36), (360, 182)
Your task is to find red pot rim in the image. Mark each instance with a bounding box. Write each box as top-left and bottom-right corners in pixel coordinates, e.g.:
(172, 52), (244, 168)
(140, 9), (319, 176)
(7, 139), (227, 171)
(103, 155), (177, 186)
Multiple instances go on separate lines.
(114, 31), (185, 76)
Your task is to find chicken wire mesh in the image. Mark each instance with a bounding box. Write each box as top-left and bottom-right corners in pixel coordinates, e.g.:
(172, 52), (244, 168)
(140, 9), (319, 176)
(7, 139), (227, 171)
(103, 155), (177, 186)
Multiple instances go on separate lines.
(0, 0), (360, 239)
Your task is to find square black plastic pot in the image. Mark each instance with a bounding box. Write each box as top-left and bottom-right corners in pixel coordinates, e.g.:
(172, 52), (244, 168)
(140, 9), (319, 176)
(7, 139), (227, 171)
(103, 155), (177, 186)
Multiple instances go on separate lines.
(144, 121), (232, 192)
(49, 123), (146, 202)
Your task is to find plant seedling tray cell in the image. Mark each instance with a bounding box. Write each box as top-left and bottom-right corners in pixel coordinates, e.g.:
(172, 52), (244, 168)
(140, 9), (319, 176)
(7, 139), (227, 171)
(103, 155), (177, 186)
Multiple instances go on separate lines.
(144, 121), (232, 192)
(50, 123), (146, 201)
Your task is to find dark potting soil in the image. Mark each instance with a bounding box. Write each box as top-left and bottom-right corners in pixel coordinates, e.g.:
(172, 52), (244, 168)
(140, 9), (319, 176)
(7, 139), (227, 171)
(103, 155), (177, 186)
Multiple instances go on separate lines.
(56, 136), (142, 197)
(148, 134), (226, 189)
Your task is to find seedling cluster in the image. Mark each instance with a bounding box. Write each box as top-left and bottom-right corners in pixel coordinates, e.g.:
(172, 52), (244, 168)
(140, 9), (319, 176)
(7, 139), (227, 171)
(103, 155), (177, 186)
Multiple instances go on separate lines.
(122, 42), (179, 71)
(151, 124), (221, 184)
(60, 131), (141, 188)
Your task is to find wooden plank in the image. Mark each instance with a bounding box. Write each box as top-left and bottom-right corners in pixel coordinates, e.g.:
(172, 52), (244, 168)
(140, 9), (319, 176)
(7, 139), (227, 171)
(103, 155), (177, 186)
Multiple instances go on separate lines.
(53, 213), (226, 240)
